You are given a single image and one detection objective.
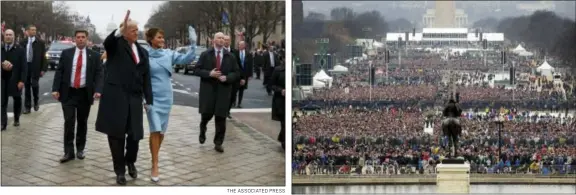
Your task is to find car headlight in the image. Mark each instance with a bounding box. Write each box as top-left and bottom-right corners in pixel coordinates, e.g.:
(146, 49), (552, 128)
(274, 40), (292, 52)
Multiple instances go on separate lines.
(45, 53), (50, 58)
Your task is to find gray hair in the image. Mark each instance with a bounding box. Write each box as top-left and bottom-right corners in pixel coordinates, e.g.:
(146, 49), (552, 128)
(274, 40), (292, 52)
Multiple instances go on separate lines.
(4, 29), (14, 35)
(214, 32), (224, 39)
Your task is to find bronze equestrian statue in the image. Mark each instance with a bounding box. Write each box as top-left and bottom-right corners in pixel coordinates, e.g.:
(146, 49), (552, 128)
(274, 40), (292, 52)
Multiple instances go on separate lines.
(441, 92), (463, 157)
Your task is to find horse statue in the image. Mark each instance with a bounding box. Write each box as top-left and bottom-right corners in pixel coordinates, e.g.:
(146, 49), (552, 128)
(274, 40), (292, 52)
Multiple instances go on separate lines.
(441, 92), (463, 158)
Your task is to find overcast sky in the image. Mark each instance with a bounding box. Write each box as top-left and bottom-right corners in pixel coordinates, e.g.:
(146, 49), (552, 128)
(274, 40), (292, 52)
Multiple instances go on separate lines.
(64, 1), (163, 36)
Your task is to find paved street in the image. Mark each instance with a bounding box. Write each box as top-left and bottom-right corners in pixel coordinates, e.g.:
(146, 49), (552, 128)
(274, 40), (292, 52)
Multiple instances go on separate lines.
(5, 70), (272, 117)
(5, 70), (271, 111)
(1, 103), (284, 186)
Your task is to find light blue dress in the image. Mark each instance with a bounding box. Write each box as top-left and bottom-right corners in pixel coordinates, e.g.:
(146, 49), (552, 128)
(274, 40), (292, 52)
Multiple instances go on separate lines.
(145, 26), (197, 133)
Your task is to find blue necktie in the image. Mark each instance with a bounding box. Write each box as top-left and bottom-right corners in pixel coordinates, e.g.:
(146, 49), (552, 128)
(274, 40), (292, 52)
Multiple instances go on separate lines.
(240, 51), (245, 69)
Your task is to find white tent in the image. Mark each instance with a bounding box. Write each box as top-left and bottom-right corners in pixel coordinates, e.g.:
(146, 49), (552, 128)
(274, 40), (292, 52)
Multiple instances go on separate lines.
(372, 41), (384, 48)
(329, 64), (348, 73)
(536, 59), (554, 80)
(513, 44), (527, 54)
(313, 69), (333, 88)
(518, 51), (533, 56)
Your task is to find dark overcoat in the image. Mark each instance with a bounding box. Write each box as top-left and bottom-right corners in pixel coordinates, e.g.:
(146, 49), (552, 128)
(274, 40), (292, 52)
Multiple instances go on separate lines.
(1, 44), (27, 96)
(270, 65), (285, 121)
(19, 37), (47, 77)
(192, 47), (240, 117)
(52, 48), (103, 105)
(232, 50), (254, 89)
(95, 30), (153, 140)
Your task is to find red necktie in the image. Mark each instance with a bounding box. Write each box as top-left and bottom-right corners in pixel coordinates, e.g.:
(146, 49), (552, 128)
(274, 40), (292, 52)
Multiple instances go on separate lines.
(73, 50), (83, 88)
(131, 46), (139, 64)
(216, 50), (221, 70)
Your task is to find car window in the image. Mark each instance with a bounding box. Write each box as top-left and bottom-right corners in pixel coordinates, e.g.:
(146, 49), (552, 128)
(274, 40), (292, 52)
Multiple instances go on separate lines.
(49, 43), (75, 51)
(195, 47), (206, 56)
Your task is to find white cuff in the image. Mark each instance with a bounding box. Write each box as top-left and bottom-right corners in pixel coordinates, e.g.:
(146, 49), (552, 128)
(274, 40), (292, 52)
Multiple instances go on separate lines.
(114, 29), (122, 37)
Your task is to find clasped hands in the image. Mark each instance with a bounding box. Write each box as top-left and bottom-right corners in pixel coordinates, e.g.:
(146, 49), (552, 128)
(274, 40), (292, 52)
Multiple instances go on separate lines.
(209, 68), (227, 82)
(2, 60), (13, 71)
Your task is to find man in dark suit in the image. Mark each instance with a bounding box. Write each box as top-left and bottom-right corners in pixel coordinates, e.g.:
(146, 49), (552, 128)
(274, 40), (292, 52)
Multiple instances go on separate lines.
(254, 49), (264, 80)
(1, 29), (27, 131)
(192, 32), (240, 153)
(223, 35), (238, 119)
(270, 61), (286, 149)
(20, 25), (47, 114)
(95, 11), (153, 185)
(232, 41), (253, 108)
(223, 35), (237, 54)
(263, 46), (279, 95)
(52, 30), (103, 163)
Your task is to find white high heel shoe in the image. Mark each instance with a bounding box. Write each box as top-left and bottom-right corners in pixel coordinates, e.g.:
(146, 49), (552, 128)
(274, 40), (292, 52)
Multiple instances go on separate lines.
(150, 176), (160, 182)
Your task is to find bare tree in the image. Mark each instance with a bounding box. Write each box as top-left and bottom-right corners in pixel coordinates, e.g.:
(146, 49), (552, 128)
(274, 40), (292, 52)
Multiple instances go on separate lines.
(1, 1), (74, 39)
(145, 1), (283, 48)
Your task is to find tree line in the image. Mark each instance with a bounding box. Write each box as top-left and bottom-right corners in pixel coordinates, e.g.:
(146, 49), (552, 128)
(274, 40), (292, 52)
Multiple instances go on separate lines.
(1, 1), (103, 43)
(1, 1), (73, 39)
(474, 11), (575, 71)
(145, 1), (284, 49)
(293, 7), (389, 63)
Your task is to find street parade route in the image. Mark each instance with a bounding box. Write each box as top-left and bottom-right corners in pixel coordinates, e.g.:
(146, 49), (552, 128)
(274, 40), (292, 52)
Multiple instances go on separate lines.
(1, 103), (285, 186)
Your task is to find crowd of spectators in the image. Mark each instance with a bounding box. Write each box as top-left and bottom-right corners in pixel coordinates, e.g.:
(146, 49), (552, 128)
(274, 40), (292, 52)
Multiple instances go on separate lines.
(293, 50), (576, 175)
(293, 108), (576, 175)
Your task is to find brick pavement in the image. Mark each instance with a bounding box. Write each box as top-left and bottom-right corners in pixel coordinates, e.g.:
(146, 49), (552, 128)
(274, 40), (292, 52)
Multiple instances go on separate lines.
(230, 112), (282, 142)
(1, 103), (285, 186)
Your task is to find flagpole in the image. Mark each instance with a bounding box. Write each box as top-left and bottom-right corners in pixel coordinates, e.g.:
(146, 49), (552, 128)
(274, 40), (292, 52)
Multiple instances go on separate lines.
(369, 60), (372, 101)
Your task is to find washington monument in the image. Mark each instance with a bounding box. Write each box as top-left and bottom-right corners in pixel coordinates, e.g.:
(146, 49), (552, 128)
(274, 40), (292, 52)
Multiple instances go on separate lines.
(434, 0), (456, 28)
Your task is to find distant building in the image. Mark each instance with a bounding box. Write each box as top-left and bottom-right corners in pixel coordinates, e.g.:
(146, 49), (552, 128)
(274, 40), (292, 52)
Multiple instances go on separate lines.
(423, 9), (468, 28)
(421, 1), (468, 28)
(68, 12), (96, 35)
(386, 28), (504, 48)
(106, 16), (117, 35)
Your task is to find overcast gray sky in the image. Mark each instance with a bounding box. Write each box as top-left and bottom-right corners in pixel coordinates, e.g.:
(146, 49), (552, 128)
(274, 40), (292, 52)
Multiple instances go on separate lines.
(65, 1), (163, 36)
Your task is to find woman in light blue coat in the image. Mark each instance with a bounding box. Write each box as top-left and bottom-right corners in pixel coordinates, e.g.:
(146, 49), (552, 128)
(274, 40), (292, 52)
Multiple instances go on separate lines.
(144, 26), (196, 182)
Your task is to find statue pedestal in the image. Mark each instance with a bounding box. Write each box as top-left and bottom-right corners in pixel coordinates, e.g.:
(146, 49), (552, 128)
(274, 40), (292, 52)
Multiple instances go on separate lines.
(436, 161), (470, 193)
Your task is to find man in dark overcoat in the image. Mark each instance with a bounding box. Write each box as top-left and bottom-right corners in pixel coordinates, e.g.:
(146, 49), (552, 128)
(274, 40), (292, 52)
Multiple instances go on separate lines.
(263, 45), (279, 95)
(270, 60), (285, 149)
(231, 41), (254, 109)
(95, 12), (153, 185)
(20, 25), (47, 113)
(1, 29), (27, 130)
(192, 32), (240, 153)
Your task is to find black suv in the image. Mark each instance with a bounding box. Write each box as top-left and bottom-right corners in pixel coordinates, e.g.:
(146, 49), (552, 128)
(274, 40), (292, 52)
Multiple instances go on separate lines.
(46, 41), (75, 70)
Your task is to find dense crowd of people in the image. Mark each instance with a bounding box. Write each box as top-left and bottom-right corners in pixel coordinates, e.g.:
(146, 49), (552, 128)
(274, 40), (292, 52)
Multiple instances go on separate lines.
(293, 49), (576, 176)
(293, 108), (576, 175)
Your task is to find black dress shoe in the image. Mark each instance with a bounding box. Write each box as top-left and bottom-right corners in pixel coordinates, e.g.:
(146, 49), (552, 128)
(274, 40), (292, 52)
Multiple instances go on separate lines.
(127, 163), (138, 179)
(116, 175), (127, 185)
(34, 105), (39, 111)
(59, 154), (75, 163)
(1, 126), (6, 131)
(199, 127), (206, 144)
(23, 108), (31, 114)
(214, 145), (224, 153)
(227, 114), (232, 119)
(77, 151), (85, 160)
(236, 105), (242, 108)
(13, 121), (19, 127)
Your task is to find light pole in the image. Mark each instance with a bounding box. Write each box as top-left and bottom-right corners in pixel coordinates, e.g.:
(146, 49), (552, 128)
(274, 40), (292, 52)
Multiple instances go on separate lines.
(495, 115), (504, 163)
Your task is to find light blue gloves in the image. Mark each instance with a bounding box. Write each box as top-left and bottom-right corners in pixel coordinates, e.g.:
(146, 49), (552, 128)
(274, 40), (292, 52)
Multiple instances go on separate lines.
(188, 25), (197, 46)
